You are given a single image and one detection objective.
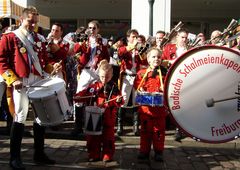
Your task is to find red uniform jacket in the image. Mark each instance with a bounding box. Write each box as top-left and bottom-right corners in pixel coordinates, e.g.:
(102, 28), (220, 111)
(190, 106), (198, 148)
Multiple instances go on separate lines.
(74, 81), (123, 127)
(118, 45), (147, 74)
(47, 39), (69, 64)
(74, 38), (110, 70)
(134, 67), (167, 118)
(161, 43), (177, 60)
(0, 31), (51, 85)
(48, 39), (69, 79)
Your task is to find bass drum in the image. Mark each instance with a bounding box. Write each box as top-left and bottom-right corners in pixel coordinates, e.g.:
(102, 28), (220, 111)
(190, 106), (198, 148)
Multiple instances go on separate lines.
(164, 45), (240, 143)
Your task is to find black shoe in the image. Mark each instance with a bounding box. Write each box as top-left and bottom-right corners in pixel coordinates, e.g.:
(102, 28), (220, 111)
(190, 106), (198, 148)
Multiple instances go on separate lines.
(9, 158), (25, 170)
(137, 152), (149, 160)
(116, 129), (123, 136)
(34, 153), (56, 165)
(175, 131), (185, 143)
(88, 158), (100, 162)
(134, 130), (140, 136)
(154, 152), (164, 162)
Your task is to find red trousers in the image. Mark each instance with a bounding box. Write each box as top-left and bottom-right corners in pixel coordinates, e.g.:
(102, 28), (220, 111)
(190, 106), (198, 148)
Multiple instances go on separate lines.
(139, 113), (166, 154)
(86, 125), (115, 160)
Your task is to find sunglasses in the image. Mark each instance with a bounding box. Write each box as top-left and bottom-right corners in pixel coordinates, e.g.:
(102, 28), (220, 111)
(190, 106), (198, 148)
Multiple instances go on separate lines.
(88, 27), (96, 30)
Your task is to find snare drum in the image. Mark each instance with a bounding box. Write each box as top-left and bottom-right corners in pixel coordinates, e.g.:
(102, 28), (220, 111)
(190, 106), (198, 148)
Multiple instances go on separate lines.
(135, 91), (163, 106)
(84, 106), (105, 135)
(27, 77), (70, 126)
(165, 45), (240, 143)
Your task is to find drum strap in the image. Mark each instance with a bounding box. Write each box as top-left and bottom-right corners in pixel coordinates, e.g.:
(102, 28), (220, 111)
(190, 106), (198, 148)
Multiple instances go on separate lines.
(13, 29), (43, 76)
(137, 67), (164, 92)
(137, 67), (151, 91)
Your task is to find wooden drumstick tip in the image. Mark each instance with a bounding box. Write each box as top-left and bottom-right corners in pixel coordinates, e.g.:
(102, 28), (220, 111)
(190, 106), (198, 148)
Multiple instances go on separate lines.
(206, 98), (214, 107)
(206, 96), (239, 107)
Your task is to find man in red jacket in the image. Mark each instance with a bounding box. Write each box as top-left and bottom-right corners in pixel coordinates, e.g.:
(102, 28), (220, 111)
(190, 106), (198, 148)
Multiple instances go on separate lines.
(161, 28), (189, 142)
(116, 29), (148, 136)
(162, 28), (189, 67)
(0, 6), (61, 169)
(72, 20), (110, 136)
(46, 23), (69, 80)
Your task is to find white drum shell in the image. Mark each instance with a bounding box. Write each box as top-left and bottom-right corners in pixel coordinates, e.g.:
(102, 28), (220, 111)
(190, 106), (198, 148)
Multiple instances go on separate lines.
(27, 78), (70, 126)
(84, 106), (105, 135)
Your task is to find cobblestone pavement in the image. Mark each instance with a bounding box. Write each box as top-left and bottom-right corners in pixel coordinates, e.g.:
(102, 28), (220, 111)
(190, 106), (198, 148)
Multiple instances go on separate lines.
(0, 121), (240, 170)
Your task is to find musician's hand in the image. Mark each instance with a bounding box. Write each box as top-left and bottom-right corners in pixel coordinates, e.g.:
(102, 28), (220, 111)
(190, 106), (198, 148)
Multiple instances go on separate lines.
(116, 95), (122, 103)
(78, 41), (84, 45)
(133, 38), (138, 47)
(53, 62), (62, 73)
(12, 79), (23, 90)
(49, 44), (60, 53)
(169, 59), (176, 65)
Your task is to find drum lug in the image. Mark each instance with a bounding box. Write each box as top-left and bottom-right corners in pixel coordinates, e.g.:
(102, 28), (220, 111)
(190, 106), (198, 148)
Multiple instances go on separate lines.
(192, 136), (201, 142)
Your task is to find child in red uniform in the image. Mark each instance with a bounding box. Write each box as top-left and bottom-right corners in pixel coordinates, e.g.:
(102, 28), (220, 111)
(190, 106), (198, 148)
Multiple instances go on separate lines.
(134, 47), (167, 162)
(74, 59), (123, 162)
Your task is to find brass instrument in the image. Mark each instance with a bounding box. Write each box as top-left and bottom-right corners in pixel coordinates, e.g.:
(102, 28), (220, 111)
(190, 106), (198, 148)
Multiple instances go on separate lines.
(204, 19), (238, 45)
(137, 36), (155, 60)
(160, 21), (184, 49)
(187, 37), (201, 49)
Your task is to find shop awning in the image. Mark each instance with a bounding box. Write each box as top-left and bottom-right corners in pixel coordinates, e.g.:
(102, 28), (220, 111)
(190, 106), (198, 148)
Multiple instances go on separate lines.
(0, 0), (50, 29)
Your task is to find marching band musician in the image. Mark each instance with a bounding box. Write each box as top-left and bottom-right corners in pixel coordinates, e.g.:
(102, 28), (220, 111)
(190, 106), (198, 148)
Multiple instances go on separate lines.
(117, 29), (147, 136)
(134, 47), (167, 162)
(46, 23), (70, 80)
(230, 26), (240, 51)
(155, 30), (166, 49)
(161, 28), (189, 142)
(196, 33), (206, 46)
(63, 26), (86, 119)
(209, 30), (222, 45)
(161, 28), (189, 67)
(72, 20), (110, 136)
(74, 20), (110, 91)
(0, 6), (61, 169)
(108, 36), (126, 85)
(74, 60), (123, 162)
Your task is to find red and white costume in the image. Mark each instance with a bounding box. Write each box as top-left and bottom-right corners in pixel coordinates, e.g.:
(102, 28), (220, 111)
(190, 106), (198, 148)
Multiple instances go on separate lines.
(47, 38), (69, 79)
(74, 80), (123, 160)
(74, 36), (110, 92)
(134, 67), (167, 155)
(0, 28), (52, 123)
(118, 44), (147, 106)
(162, 43), (187, 63)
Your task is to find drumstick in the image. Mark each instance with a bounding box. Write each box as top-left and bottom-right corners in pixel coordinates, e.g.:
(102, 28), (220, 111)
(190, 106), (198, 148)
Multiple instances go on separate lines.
(50, 60), (62, 76)
(24, 85), (49, 88)
(73, 95), (95, 99)
(206, 96), (239, 107)
(104, 96), (123, 104)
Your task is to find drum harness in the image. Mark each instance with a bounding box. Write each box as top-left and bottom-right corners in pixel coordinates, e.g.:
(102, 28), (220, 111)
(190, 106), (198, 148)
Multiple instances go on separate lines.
(136, 66), (164, 93)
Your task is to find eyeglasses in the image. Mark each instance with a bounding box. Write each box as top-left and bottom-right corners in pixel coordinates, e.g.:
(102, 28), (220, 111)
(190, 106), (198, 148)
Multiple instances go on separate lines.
(88, 27), (96, 30)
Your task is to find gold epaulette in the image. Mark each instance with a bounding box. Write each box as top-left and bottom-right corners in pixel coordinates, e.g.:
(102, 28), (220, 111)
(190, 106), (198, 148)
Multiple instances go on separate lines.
(1, 69), (19, 86)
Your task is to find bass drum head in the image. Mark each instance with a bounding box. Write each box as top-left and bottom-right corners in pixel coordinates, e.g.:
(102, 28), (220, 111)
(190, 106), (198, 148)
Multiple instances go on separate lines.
(164, 45), (240, 143)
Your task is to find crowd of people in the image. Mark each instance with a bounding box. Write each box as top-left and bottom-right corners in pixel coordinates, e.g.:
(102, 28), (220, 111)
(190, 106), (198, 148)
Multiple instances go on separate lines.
(0, 5), (240, 170)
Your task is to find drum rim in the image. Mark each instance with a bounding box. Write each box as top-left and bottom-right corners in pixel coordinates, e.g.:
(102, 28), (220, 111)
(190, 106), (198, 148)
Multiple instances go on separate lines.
(163, 45), (240, 143)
